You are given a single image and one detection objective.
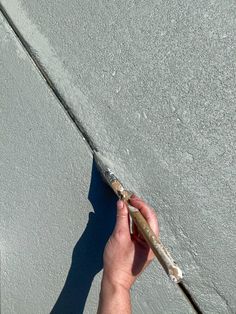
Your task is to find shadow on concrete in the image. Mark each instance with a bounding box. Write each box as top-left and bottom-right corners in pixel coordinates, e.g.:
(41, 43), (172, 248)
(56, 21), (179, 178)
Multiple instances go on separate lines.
(51, 158), (117, 314)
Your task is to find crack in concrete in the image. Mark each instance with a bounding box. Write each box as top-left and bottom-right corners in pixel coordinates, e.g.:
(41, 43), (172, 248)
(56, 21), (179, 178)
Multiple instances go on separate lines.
(178, 281), (203, 314)
(0, 2), (97, 154)
(0, 3), (203, 313)
(211, 284), (234, 314)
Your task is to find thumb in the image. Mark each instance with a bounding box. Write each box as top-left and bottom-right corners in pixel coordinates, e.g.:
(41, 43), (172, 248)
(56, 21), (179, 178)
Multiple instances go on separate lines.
(114, 200), (130, 237)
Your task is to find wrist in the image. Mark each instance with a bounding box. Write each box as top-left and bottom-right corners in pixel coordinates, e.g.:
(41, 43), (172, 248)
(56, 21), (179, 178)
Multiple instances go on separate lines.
(101, 273), (131, 294)
(102, 269), (134, 291)
(98, 273), (131, 314)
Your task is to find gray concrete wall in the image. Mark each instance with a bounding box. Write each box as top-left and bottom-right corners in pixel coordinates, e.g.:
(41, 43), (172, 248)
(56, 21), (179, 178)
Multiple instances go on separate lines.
(0, 0), (236, 313)
(0, 11), (194, 314)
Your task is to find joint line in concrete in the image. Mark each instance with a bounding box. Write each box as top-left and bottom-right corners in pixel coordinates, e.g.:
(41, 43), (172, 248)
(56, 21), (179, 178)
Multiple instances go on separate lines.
(0, 4), (203, 313)
(0, 2), (97, 154)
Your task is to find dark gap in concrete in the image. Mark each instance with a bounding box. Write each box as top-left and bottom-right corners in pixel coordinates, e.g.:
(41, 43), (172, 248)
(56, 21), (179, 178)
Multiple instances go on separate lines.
(178, 281), (203, 314)
(0, 3), (97, 154)
(0, 3), (203, 313)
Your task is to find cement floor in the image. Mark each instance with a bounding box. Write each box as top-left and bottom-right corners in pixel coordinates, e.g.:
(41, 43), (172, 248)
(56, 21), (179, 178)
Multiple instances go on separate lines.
(0, 1), (236, 313)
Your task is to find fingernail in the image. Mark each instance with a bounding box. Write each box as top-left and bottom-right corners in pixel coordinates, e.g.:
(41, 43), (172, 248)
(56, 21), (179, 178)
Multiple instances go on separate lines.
(117, 200), (124, 209)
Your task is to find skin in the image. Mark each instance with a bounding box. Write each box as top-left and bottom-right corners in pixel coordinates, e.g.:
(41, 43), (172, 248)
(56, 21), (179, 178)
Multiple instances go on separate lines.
(97, 195), (159, 314)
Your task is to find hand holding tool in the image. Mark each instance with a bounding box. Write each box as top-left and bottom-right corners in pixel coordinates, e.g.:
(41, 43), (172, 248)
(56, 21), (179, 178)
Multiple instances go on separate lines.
(94, 152), (183, 283)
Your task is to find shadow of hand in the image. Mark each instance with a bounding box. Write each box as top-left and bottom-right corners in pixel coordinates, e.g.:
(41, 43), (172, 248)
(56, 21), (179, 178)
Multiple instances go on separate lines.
(51, 159), (116, 314)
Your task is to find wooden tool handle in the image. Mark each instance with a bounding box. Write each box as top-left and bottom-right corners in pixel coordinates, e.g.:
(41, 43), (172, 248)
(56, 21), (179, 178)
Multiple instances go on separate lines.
(128, 205), (182, 283)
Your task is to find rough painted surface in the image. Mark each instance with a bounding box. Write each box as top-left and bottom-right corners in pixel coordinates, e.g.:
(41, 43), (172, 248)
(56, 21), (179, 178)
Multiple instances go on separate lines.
(0, 13), (194, 314)
(2, 1), (235, 313)
(1, 0), (236, 312)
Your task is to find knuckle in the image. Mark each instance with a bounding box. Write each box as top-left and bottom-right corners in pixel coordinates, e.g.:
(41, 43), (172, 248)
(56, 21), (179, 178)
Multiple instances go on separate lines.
(117, 214), (127, 219)
(114, 228), (126, 241)
(148, 206), (156, 216)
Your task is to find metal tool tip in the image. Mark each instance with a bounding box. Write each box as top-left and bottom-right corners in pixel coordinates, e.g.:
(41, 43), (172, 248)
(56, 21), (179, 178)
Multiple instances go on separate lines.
(93, 151), (117, 185)
(93, 151), (106, 170)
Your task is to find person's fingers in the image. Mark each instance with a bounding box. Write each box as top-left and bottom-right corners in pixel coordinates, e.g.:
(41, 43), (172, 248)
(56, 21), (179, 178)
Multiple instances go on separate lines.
(131, 223), (139, 237)
(130, 195), (159, 236)
(113, 200), (131, 238)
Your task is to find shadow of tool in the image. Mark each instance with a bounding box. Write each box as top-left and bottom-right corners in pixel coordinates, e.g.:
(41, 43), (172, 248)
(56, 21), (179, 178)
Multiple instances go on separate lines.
(51, 158), (117, 314)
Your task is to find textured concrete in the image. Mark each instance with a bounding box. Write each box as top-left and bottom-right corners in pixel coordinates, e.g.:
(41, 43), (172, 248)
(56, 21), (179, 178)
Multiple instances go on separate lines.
(2, 1), (235, 313)
(1, 2), (236, 314)
(0, 12), (195, 314)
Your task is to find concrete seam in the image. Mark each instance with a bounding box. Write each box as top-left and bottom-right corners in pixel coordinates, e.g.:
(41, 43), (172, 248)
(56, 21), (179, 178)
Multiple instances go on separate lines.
(0, 2), (97, 154)
(0, 3), (203, 313)
(178, 282), (203, 314)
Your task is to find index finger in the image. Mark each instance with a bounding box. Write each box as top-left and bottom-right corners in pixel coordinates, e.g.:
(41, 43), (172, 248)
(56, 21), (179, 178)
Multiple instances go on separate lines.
(129, 195), (159, 236)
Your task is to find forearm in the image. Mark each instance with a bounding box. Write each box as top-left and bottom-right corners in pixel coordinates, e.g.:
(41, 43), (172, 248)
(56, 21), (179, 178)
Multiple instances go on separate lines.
(97, 275), (131, 314)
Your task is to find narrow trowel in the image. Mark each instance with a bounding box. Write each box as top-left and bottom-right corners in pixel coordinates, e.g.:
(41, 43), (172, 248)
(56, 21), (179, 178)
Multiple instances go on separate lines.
(94, 151), (183, 283)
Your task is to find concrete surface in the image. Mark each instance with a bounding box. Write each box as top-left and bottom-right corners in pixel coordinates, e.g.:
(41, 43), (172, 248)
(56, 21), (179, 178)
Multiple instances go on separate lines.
(1, 0), (236, 313)
(2, 1), (235, 313)
(0, 12), (195, 314)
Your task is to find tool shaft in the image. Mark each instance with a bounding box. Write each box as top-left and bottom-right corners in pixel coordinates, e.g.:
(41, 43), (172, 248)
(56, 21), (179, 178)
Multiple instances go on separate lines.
(93, 152), (183, 283)
(111, 179), (182, 283)
(128, 205), (182, 283)
(109, 179), (182, 282)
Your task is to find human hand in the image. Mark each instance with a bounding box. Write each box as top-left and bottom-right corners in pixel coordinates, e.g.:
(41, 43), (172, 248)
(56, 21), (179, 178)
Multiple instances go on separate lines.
(102, 195), (159, 291)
